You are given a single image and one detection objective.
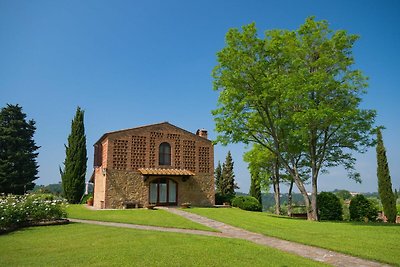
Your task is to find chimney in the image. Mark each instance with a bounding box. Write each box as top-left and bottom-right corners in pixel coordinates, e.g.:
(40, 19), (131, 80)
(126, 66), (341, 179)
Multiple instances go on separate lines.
(196, 128), (208, 139)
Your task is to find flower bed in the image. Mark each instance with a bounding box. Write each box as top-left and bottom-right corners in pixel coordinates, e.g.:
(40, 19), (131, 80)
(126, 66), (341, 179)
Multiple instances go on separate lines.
(0, 193), (67, 234)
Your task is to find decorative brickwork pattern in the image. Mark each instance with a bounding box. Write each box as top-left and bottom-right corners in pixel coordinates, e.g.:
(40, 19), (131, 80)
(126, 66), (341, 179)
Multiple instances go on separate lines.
(167, 133), (181, 168)
(183, 140), (196, 172)
(149, 132), (164, 168)
(198, 146), (210, 173)
(131, 136), (147, 170)
(112, 139), (128, 170)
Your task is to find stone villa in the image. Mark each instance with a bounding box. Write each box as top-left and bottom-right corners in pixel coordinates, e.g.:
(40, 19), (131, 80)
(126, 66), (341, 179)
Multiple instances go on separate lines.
(90, 122), (215, 209)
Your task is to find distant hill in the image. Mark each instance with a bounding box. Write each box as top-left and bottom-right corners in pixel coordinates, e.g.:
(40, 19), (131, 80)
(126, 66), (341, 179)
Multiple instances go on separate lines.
(31, 183), (93, 196)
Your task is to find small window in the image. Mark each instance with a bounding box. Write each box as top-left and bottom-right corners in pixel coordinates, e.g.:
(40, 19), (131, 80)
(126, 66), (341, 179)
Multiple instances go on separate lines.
(159, 142), (171, 165)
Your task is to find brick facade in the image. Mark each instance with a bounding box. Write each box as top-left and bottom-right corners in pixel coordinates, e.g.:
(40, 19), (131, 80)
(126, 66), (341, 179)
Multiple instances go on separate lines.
(92, 122), (215, 209)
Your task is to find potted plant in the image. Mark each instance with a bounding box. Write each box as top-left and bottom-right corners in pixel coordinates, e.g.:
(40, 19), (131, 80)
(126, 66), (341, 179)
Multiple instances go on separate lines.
(87, 197), (94, 206)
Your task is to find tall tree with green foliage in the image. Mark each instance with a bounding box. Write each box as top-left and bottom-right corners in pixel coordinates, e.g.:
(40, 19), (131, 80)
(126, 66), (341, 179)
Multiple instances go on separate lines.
(244, 145), (276, 211)
(212, 17), (376, 220)
(214, 161), (222, 193)
(249, 170), (262, 206)
(376, 128), (397, 223)
(0, 104), (39, 194)
(220, 151), (237, 196)
(60, 107), (87, 204)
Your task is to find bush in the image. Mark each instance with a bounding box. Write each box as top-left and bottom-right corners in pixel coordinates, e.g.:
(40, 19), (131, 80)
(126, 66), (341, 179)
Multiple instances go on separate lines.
(215, 193), (235, 205)
(349, 194), (378, 222)
(0, 193), (66, 232)
(231, 196), (262, 212)
(317, 192), (343, 221)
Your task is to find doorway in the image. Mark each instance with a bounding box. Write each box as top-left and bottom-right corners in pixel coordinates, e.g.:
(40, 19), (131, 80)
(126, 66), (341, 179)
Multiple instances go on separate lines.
(149, 178), (177, 205)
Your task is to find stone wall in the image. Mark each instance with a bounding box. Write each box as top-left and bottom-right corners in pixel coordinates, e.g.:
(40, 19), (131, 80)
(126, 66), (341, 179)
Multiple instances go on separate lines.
(105, 170), (147, 209)
(104, 170), (215, 209)
(177, 174), (215, 206)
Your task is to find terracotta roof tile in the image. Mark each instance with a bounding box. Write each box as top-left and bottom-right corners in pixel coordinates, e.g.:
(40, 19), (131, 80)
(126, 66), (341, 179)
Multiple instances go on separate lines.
(138, 168), (195, 176)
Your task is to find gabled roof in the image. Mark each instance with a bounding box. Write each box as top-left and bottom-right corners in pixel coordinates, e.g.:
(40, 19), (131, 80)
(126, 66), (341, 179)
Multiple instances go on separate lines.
(94, 122), (211, 145)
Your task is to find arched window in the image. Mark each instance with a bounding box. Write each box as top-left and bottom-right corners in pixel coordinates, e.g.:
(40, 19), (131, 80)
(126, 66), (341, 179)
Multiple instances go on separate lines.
(159, 142), (171, 165)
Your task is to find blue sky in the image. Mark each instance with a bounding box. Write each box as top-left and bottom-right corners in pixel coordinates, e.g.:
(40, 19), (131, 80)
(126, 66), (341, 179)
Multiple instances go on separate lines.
(1, 0), (399, 193)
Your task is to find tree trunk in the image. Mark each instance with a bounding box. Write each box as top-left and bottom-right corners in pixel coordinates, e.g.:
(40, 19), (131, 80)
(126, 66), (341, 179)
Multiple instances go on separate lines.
(309, 129), (319, 221)
(273, 179), (281, 215)
(273, 158), (281, 215)
(311, 173), (318, 221)
(287, 179), (294, 217)
(277, 157), (313, 220)
(292, 171), (313, 220)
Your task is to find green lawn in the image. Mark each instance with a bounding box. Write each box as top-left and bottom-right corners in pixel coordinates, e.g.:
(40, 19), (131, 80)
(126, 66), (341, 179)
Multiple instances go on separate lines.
(188, 208), (400, 266)
(0, 223), (327, 267)
(66, 205), (214, 231)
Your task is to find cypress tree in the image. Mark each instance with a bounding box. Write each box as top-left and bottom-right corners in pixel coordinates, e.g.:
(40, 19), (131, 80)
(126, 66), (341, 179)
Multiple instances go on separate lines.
(60, 107), (87, 203)
(376, 129), (397, 223)
(0, 104), (39, 194)
(221, 151), (237, 196)
(249, 170), (262, 205)
(214, 161), (222, 193)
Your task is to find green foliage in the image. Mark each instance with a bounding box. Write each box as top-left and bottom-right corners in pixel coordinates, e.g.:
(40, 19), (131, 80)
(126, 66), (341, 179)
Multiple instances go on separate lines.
(243, 144), (274, 192)
(215, 192), (235, 205)
(249, 171), (262, 205)
(341, 199), (350, 221)
(333, 189), (352, 200)
(277, 205), (306, 215)
(60, 107), (87, 204)
(80, 193), (93, 204)
(0, 194), (66, 231)
(231, 196), (262, 212)
(212, 17), (376, 220)
(0, 104), (39, 194)
(31, 183), (63, 196)
(317, 192), (343, 221)
(349, 194), (378, 222)
(220, 151), (237, 196)
(376, 129), (397, 223)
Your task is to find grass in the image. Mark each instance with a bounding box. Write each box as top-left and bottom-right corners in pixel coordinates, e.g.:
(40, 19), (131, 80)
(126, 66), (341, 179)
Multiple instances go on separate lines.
(66, 204), (214, 231)
(0, 223), (327, 267)
(188, 208), (400, 266)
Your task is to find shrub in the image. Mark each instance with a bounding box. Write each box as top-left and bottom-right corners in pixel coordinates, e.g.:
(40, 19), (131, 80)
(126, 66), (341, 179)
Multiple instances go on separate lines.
(349, 194), (378, 222)
(231, 196), (262, 212)
(0, 193), (66, 232)
(215, 193), (235, 205)
(317, 192), (343, 221)
(341, 199), (350, 221)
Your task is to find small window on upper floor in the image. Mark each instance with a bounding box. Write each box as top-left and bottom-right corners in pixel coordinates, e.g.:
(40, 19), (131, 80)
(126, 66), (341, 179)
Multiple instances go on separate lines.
(159, 142), (171, 166)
